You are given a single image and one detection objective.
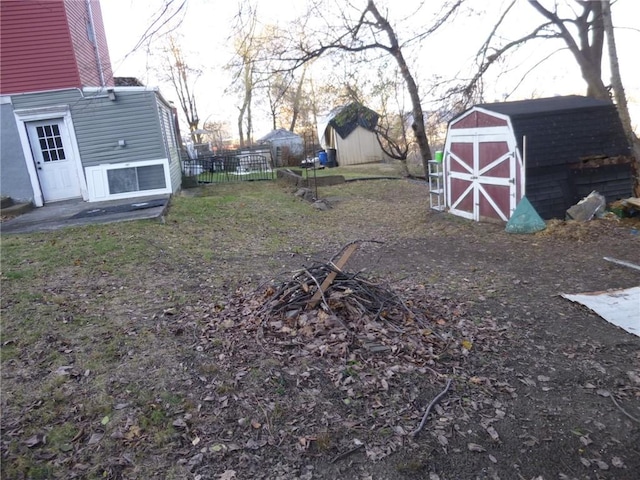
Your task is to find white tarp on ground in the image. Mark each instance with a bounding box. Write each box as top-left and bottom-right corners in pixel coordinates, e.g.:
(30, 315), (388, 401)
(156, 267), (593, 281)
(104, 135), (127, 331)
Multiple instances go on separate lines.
(562, 287), (640, 337)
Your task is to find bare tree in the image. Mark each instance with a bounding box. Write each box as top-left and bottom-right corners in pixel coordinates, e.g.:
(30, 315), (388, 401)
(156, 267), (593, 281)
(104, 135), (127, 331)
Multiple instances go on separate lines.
(203, 120), (233, 152)
(228, 2), (278, 147)
(265, 72), (294, 130)
(527, 1), (606, 98)
(277, 0), (465, 177)
(457, 0), (639, 190)
(601, 0), (640, 187)
(124, 0), (188, 61)
(369, 65), (411, 174)
(157, 35), (202, 142)
(284, 71), (323, 143)
(288, 65), (308, 132)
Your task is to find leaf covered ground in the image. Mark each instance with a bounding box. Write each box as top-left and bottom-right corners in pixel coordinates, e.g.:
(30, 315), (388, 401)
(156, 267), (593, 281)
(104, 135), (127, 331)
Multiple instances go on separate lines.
(1, 179), (639, 479)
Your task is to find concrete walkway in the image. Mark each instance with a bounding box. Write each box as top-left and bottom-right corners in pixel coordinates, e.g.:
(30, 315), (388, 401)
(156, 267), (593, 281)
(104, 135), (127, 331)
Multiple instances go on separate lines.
(1, 194), (170, 234)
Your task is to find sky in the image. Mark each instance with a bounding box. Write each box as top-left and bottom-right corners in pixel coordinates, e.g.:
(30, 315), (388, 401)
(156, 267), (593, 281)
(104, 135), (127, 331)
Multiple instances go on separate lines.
(100, 0), (640, 139)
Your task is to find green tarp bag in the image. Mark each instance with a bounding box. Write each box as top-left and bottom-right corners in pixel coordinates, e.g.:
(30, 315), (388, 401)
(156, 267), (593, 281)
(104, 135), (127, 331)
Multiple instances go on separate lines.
(505, 196), (546, 234)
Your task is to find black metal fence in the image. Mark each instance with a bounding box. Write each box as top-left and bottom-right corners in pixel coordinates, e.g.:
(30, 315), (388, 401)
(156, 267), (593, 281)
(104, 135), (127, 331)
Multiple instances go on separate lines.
(182, 151), (274, 184)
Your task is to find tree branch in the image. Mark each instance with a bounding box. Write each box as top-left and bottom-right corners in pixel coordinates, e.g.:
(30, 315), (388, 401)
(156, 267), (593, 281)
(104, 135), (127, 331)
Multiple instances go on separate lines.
(129, 0), (187, 55)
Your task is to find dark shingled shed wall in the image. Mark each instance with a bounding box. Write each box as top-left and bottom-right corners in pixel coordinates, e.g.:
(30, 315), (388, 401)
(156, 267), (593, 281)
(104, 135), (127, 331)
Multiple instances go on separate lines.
(478, 96), (632, 219)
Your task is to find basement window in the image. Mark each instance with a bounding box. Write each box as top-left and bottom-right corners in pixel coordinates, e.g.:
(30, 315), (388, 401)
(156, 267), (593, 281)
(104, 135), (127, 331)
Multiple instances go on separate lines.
(85, 159), (172, 201)
(107, 164), (166, 194)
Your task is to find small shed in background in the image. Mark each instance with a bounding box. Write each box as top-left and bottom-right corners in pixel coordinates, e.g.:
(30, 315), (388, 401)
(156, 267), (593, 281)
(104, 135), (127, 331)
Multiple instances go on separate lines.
(442, 95), (633, 221)
(317, 102), (388, 166)
(256, 128), (304, 167)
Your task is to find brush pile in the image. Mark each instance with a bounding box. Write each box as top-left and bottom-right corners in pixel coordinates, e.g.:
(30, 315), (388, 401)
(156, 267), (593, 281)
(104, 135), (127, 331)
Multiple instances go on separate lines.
(259, 259), (420, 332)
(207, 242), (470, 366)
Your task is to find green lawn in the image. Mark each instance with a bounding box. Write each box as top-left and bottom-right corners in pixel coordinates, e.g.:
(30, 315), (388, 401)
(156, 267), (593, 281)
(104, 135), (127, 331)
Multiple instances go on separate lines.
(3, 179), (639, 480)
(0, 179), (430, 479)
(290, 160), (408, 180)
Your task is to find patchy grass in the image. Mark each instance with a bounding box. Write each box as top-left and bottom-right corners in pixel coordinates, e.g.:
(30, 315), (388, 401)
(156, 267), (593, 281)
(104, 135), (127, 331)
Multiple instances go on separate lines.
(299, 161), (405, 179)
(4, 180), (423, 478)
(2, 179), (639, 480)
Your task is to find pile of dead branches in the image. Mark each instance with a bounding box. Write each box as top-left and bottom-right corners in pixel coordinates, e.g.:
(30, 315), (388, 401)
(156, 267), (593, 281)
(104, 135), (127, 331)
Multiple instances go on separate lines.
(202, 241), (468, 365)
(260, 260), (420, 331)
(257, 241), (434, 332)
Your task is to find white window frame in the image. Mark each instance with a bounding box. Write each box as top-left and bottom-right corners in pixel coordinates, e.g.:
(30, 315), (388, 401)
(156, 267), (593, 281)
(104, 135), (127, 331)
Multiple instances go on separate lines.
(157, 101), (179, 163)
(13, 105), (88, 207)
(84, 158), (172, 202)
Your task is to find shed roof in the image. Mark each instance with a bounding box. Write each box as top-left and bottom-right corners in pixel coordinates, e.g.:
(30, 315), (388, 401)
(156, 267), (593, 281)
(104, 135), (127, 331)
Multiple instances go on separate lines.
(320, 102), (379, 139)
(473, 95), (630, 168)
(256, 128), (302, 143)
(477, 95), (610, 116)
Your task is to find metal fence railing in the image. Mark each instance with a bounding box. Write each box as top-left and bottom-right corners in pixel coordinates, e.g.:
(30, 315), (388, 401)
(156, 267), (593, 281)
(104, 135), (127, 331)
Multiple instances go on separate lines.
(182, 152), (274, 184)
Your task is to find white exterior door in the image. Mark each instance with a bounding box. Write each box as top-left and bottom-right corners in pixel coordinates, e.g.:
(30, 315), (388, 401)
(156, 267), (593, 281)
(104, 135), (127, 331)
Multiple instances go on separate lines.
(26, 119), (82, 202)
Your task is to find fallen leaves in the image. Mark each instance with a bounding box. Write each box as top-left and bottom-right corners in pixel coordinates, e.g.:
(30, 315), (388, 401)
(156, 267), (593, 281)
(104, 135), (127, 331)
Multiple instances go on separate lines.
(87, 432), (104, 445)
(467, 442), (486, 452)
(23, 434), (46, 448)
(205, 276), (471, 376)
(186, 267), (511, 473)
(217, 470), (236, 480)
(580, 457), (610, 470)
(172, 418), (188, 429)
(611, 456), (625, 468)
(485, 425), (500, 443)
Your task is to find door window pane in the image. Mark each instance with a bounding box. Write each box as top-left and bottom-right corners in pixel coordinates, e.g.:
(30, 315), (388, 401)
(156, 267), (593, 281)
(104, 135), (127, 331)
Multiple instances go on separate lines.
(35, 122), (66, 163)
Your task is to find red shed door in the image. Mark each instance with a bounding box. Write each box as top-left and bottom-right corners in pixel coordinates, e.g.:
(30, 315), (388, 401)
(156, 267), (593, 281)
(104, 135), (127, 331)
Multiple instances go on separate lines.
(446, 133), (517, 222)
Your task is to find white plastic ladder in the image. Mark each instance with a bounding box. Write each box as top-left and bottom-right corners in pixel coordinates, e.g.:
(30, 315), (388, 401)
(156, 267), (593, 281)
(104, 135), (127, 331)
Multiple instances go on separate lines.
(428, 160), (445, 211)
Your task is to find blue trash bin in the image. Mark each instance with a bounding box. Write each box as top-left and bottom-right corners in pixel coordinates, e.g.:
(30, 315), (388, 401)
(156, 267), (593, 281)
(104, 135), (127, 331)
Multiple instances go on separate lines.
(318, 150), (327, 166)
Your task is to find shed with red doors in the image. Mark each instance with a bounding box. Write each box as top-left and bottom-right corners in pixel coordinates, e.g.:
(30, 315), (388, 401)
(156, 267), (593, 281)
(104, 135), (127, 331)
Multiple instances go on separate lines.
(442, 95), (633, 221)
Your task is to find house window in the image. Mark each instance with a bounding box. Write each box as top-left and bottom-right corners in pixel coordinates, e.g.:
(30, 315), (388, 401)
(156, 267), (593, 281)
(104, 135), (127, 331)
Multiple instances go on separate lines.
(107, 164), (166, 194)
(84, 159), (172, 201)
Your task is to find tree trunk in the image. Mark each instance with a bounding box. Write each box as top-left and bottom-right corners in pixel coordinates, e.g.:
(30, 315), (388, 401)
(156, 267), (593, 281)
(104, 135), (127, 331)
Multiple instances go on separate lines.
(247, 94), (253, 146)
(601, 0), (640, 193)
(528, 1), (609, 100)
(289, 66), (307, 132)
(583, 2), (605, 98)
(244, 63), (253, 146)
(237, 61), (254, 148)
(366, 1), (432, 177)
(237, 103), (247, 148)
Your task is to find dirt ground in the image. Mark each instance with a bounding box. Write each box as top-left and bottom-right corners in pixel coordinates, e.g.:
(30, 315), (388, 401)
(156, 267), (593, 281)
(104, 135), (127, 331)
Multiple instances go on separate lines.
(2, 179), (639, 479)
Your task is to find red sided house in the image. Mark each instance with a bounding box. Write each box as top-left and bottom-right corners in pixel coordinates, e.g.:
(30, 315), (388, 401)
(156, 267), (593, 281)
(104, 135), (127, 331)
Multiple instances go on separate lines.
(442, 96), (633, 221)
(0, 0), (182, 207)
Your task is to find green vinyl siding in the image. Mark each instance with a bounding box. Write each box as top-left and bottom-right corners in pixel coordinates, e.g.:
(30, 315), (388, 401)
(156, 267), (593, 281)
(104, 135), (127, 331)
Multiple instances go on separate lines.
(72, 91), (166, 166)
(10, 88), (169, 168)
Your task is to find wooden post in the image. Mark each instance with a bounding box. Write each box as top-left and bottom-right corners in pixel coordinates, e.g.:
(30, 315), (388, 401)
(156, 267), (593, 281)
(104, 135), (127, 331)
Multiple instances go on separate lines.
(307, 243), (359, 309)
